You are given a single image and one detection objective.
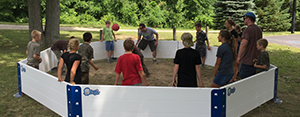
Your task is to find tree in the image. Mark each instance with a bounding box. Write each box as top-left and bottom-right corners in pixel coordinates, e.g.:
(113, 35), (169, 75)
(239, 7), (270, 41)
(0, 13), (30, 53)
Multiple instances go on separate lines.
(27, 0), (60, 48)
(213, 0), (255, 30)
(254, 0), (291, 31)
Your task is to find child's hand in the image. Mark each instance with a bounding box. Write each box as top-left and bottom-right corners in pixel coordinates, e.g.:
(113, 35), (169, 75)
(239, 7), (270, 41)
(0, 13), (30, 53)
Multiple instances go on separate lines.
(114, 39), (117, 42)
(70, 81), (76, 85)
(58, 78), (64, 82)
(207, 46), (211, 50)
(100, 40), (103, 42)
(39, 59), (42, 63)
(94, 66), (99, 70)
(253, 59), (257, 62)
(145, 83), (150, 86)
(172, 80), (176, 87)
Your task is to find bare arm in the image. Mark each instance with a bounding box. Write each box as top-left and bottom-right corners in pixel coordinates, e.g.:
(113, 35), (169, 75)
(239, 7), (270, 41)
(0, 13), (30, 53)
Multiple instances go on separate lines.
(70, 60), (80, 85)
(114, 72), (120, 85)
(213, 57), (221, 79)
(195, 65), (204, 87)
(206, 39), (210, 50)
(138, 70), (149, 86)
(57, 58), (65, 81)
(26, 51), (28, 55)
(154, 33), (159, 46)
(89, 59), (99, 70)
(33, 54), (42, 63)
(100, 33), (104, 42)
(237, 39), (248, 64)
(63, 50), (67, 53)
(254, 63), (267, 69)
(136, 36), (141, 45)
(172, 64), (179, 87)
(113, 33), (117, 41)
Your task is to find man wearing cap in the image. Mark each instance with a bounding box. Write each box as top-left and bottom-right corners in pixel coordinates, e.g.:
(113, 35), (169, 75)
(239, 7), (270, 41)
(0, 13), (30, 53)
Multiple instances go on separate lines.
(237, 12), (263, 79)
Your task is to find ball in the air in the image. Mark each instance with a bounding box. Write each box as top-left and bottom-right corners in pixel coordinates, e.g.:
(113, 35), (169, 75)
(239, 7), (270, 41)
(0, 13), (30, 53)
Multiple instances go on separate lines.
(112, 23), (119, 31)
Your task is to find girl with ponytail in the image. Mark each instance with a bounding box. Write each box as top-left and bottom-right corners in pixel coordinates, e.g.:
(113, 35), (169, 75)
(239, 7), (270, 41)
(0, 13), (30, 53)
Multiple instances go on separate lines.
(211, 30), (237, 88)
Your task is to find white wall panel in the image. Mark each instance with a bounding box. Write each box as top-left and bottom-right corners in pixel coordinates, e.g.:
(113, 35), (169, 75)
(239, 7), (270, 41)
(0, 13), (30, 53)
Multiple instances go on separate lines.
(20, 62), (68, 116)
(223, 67), (276, 117)
(80, 85), (213, 117)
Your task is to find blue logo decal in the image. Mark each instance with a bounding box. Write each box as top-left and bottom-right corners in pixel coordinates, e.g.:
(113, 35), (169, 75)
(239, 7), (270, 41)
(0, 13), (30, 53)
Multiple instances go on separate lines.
(227, 87), (236, 96)
(83, 87), (100, 96)
(21, 65), (26, 72)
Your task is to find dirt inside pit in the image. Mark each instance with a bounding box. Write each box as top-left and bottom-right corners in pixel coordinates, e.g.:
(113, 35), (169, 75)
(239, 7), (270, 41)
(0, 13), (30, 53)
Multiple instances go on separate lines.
(48, 58), (215, 87)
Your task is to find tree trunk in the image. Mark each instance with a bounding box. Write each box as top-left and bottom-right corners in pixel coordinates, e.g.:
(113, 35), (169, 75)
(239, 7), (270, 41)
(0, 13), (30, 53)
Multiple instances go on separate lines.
(27, 0), (43, 45)
(45, 0), (60, 47)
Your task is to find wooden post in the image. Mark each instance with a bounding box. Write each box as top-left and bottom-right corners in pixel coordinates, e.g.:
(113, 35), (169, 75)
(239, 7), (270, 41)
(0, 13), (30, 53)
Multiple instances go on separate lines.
(173, 27), (176, 41)
(100, 30), (102, 40)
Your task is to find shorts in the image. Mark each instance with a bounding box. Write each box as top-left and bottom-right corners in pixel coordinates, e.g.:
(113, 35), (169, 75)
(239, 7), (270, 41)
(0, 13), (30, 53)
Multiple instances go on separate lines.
(138, 39), (156, 52)
(197, 49), (206, 57)
(130, 83), (142, 86)
(105, 41), (114, 51)
(213, 73), (233, 86)
(81, 72), (89, 84)
(239, 63), (256, 79)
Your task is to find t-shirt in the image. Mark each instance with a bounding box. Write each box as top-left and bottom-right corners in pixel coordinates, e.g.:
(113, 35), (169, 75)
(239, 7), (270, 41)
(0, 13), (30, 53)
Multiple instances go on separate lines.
(138, 27), (157, 41)
(216, 43), (234, 76)
(78, 43), (94, 72)
(174, 48), (201, 87)
(256, 51), (270, 73)
(241, 24), (262, 65)
(231, 29), (238, 38)
(195, 31), (208, 50)
(114, 53), (143, 85)
(26, 41), (40, 66)
(103, 27), (114, 41)
(132, 45), (144, 59)
(51, 40), (69, 51)
(61, 52), (82, 84)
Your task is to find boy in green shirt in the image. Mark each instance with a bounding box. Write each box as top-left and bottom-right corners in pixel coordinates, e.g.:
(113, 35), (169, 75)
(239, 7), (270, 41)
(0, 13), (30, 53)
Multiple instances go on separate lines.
(100, 21), (117, 63)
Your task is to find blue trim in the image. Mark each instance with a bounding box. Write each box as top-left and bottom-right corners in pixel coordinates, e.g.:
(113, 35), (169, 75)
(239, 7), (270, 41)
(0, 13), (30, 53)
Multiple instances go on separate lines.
(14, 63), (22, 98)
(273, 68), (282, 103)
(211, 88), (226, 117)
(67, 85), (82, 117)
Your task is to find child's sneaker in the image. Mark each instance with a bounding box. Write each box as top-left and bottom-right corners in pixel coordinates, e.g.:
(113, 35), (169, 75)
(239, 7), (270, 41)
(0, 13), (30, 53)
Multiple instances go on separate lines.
(107, 59), (112, 63)
(153, 59), (158, 64)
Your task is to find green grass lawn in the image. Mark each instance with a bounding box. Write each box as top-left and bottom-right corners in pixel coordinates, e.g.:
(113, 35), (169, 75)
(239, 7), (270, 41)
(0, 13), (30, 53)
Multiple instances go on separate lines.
(1, 29), (300, 116)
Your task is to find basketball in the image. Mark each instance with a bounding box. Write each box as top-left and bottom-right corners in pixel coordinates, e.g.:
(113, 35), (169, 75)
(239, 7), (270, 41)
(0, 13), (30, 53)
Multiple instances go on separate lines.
(112, 23), (119, 31)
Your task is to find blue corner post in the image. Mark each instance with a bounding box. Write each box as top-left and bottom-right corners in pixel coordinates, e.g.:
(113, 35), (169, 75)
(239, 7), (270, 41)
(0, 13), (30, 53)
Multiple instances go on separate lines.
(67, 85), (82, 117)
(14, 63), (22, 98)
(211, 88), (226, 117)
(273, 68), (282, 104)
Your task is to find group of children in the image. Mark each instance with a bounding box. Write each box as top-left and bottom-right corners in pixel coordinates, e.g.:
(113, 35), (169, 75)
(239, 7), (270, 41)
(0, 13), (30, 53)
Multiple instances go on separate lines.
(26, 19), (270, 87)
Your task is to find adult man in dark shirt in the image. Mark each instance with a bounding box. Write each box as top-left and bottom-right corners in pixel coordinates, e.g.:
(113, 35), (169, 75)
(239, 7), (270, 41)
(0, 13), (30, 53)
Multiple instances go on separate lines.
(51, 36), (74, 70)
(237, 12), (263, 79)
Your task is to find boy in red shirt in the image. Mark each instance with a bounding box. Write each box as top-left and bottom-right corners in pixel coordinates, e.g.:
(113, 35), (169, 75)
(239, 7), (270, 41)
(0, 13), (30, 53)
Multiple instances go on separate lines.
(114, 38), (150, 86)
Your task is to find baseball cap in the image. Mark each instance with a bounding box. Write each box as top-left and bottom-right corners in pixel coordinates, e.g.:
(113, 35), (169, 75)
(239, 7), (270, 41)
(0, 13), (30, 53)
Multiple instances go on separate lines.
(243, 12), (256, 19)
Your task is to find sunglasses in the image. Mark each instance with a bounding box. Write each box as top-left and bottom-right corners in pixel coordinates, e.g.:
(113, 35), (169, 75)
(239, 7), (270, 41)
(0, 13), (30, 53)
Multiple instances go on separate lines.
(243, 17), (247, 21)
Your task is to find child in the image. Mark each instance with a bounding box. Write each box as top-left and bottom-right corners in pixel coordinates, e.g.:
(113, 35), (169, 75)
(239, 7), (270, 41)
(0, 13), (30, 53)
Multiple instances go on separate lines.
(78, 32), (99, 84)
(172, 33), (204, 87)
(132, 45), (150, 77)
(57, 38), (82, 85)
(51, 36), (75, 72)
(100, 21), (117, 63)
(26, 30), (42, 69)
(253, 39), (270, 73)
(211, 30), (237, 88)
(193, 22), (210, 68)
(114, 38), (149, 86)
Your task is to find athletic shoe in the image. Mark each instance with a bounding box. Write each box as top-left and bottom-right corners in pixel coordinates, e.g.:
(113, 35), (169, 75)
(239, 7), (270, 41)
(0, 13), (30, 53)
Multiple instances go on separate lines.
(153, 59), (158, 64)
(107, 59), (112, 63)
(201, 64), (205, 68)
